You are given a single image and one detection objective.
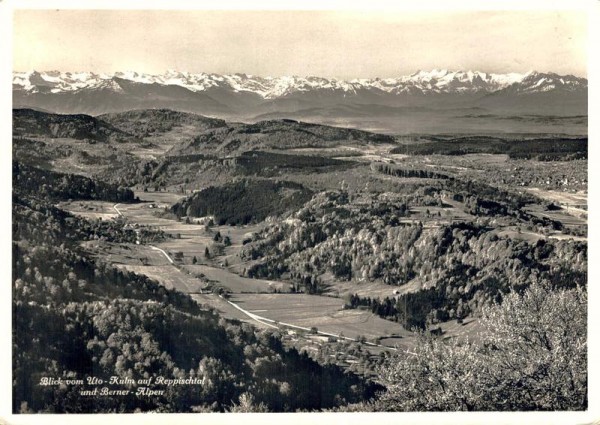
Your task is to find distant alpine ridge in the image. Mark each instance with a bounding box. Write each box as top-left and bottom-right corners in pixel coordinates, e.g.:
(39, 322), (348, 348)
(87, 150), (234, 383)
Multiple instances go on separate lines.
(13, 69), (587, 134)
(14, 69), (586, 97)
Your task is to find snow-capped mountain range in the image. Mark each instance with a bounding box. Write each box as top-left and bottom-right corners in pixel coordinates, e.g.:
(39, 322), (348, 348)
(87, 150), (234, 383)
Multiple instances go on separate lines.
(12, 69), (587, 134)
(13, 69), (586, 98)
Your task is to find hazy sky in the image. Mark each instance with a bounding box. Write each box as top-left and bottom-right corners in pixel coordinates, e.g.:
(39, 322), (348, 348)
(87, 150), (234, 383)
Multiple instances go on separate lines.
(13, 10), (587, 78)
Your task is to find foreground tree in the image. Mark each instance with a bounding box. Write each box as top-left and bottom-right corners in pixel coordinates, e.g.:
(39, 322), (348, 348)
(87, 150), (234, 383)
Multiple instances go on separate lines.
(370, 283), (587, 411)
(480, 282), (587, 410)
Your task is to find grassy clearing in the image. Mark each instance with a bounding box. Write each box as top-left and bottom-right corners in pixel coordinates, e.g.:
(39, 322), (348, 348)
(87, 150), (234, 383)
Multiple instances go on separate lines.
(135, 190), (187, 205)
(191, 294), (276, 330)
(182, 265), (289, 293)
(83, 241), (170, 266)
(57, 200), (120, 221)
(117, 264), (205, 294)
(229, 293), (414, 348)
(494, 229), (545, 243)
(523, 204), (587, 226)
(323, 274), (423, 301)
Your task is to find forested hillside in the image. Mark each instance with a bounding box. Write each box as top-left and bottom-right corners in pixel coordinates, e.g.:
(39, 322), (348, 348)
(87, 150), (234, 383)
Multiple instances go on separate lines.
(13, 108), (137, 143)
(171, 179), (313, 225)
(99, 109), (227, 138)
(167, 118), (395, 157)
(12, 166), (379, 413)
(391, 135), (587, 160)
(241, 190), (586, 328)
(14, 162), (137, 203)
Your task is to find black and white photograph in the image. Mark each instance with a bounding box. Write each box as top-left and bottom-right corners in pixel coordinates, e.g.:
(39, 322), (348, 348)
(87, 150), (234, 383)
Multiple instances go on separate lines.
(2, 1), (598, 423)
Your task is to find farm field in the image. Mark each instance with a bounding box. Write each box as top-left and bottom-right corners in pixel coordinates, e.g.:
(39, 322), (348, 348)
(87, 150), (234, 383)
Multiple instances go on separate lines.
(82, 241), (170, 266)
(323, 274), (423, 300)
(191, 294), (275, 328)
(230, 293), (412, 347)
(523, 203), (587, 227)
(182, 264), (289, 293)
(118, 264), (205, 293)
(57, 200), (120, 221)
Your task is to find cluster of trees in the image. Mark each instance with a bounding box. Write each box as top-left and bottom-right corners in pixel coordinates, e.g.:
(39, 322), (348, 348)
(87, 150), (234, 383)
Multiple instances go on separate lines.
(446, 178), (536, 212)
(235, 150), (354, 177)
(242, 191), (412, 286)
(14, 162), (136, 203)
(372, 163), (450, 180)
(12, 189), (379, 413)
(172, 179), (313, 225)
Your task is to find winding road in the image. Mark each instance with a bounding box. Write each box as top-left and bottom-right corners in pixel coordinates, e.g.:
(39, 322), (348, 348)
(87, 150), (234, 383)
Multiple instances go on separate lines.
(113, 203), (123, 216)
(150, 245), (175, 264)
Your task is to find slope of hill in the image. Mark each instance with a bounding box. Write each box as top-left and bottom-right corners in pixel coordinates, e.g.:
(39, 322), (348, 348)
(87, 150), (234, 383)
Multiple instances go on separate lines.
(99, 109), (227, 138)
(167, 119), (395, 157)
(13, 161), (137, 203)
(13, 108), (138, 143)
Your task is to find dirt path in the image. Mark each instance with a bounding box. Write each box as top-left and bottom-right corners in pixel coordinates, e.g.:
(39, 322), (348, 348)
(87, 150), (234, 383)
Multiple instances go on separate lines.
(150, 245), (175, 264)
(113, 203), (124, 216)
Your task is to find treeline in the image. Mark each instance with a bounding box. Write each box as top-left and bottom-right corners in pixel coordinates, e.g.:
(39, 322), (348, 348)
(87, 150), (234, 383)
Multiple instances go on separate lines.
(391, 136), (587, 160)
(237, 119), (395, 146)
(446, 178), (539, 216)
(172, 179), (313, 225)
(13, 162), (136, 203)
(12, 192), (379, 413)
(235, 151), (355, 177)
(372, 163), (450, 180)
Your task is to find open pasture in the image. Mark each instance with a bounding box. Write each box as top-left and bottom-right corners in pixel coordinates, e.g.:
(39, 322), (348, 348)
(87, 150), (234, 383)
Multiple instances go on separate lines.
(230, 293), (413, 346)
(118, 264), (206, 294)
(523, 204), (587, 227)
(182, 264), (290, 293)
(525, 188), (586, 207)
(84, 241), (171, 266)
(57, 200), (120, 221)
